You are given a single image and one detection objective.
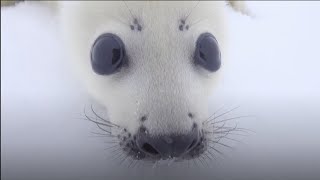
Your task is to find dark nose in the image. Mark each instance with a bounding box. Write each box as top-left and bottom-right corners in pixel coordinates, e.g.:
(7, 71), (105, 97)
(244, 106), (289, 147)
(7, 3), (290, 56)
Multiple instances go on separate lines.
(136, 125), (200, 159)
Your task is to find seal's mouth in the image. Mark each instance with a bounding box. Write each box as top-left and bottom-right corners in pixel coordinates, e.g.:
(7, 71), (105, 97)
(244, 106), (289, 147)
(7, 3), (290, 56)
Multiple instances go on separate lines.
(117, 130), (208, 162)
(84, 105), (253, 165)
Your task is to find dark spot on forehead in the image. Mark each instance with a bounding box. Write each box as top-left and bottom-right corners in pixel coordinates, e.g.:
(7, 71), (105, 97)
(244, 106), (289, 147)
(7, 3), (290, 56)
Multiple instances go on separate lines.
(179, 19), (189, 31)
(133, 18), (138, 24)
(179, 24), (184, 31)
(130, 18), (142, 31)
(140, 116), (147, 122)
(137, 24), (142, 31)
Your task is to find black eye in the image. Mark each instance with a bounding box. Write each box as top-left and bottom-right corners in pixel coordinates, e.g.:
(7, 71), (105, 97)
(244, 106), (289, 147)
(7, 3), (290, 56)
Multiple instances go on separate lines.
(91, 33), (126, 75)
(194, 33), (221, 72)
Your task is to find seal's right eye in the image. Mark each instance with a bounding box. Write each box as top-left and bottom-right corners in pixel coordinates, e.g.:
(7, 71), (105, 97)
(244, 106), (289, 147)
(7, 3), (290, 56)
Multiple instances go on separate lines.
(91, 33), (126, 75)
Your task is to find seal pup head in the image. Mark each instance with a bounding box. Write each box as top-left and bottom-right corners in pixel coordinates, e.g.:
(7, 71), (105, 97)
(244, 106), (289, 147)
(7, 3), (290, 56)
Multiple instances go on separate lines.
(59, 1), (250, 162)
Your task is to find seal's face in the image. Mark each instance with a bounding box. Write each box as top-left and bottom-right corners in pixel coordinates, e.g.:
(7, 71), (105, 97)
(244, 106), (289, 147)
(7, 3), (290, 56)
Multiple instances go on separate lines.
(60, 1), (228, 161)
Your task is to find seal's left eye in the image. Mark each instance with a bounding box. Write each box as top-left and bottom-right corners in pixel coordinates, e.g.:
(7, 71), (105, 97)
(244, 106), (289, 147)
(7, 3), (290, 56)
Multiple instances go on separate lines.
(91, 33), (126, 75)
(194, 33), (221, 72)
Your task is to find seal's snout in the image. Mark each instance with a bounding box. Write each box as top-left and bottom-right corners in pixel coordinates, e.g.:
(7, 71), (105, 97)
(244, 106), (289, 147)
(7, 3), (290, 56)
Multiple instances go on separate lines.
(135, 124), (200, 159)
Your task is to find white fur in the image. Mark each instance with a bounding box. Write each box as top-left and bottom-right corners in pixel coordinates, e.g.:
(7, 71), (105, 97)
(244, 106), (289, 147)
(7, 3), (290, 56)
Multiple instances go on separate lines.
(48, 1), (248, 135)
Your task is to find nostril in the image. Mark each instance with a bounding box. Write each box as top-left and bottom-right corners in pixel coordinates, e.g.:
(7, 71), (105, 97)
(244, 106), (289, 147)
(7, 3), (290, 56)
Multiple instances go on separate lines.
(135, 125), (200, 159)
(142, 143), (159, 156)
(188, 112), (194, 118)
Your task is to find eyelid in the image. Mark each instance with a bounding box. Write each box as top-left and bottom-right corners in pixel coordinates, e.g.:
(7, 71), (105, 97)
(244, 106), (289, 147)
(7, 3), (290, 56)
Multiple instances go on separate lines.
(196, 32), (219, 47)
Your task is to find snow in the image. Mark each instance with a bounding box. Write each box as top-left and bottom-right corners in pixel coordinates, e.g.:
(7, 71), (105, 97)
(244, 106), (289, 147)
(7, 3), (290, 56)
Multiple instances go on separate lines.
(1, 2), (320, 180)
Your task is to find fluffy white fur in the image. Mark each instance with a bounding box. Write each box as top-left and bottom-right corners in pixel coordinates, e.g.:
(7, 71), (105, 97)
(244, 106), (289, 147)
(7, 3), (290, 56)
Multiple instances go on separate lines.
(27, 1), (250, 135)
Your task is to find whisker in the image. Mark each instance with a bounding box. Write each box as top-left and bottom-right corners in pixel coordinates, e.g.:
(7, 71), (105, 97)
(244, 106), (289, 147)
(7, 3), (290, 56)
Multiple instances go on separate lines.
(90, 104), (120, 128)
(96, 124), (113, 134)
(104, 141), (119, 144)
(122, 0), (135, 19)
(207, 145), (224, 157)
(189, 18), (207, 28)
(110, 147), (122, 154)
(90, 104), (111, 122)
(213, 129), (250, 135)
(212, 124), (237, 130)
(213, 122), (254, 136)
(77, 116), (99, 121)
(80, 119), (113, 130)
(193, 157), (199, 168)
(110, 14), (131, 26)
(204, 124), (236, 134)
(78, 117), (113, 126)
(203, 152), (213, 162)
(201, 155), (210, 167)
(86, 118), (114, 131)
(215, 136), (243, 144)
(212, 115), (255, 125)
(203, 104), (226, 124)
(104, 144), (119, 150)
(214, 132), (250, 137)
(127, 157), (136, 168)
(197, 155), (206, 167)
(106, 151), (122, 164)
(83, 111), (114, 128)
(212, 121), (228, 131)
(132, 159), (139, 168)
(207, 106), (240, 124)
(208, 140), (234, 150)
(215, 128), (233, 143)
(91, 131), (116, 137)
(114, 155), (125, 166)
(82, 106), (121, 136)
(119, 154), (129, 166)
(212, 125), (245, 132)
(217, 128), (253, 134)
(88, 135), (114, 138)
(207, 149), (217, 161)
(184, 1), (200, 22)
(215, 126), (256, 134)
(208, 123), (246, 135)
(202, 105), (255, 165)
